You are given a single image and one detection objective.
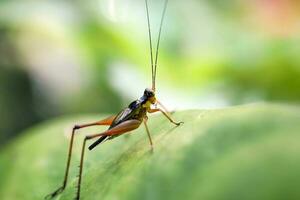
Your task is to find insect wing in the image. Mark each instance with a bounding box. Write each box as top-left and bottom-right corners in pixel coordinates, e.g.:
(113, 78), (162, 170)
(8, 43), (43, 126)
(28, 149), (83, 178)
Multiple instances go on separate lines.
(110, 100), (142, 129)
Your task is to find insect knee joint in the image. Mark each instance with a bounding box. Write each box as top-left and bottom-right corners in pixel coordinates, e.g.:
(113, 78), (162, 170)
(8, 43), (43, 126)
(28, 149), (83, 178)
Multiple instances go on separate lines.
(85, 135), (93, 140)
(73, 125), (80, 130)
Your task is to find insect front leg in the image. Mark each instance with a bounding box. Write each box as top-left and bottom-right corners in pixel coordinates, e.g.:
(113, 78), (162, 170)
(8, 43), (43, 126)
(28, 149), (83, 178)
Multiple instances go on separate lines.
(75, 119), (141, 200)
(45, 115), (116, 200)
(156, 100), (171, 114)
(148, 107), (183, 126)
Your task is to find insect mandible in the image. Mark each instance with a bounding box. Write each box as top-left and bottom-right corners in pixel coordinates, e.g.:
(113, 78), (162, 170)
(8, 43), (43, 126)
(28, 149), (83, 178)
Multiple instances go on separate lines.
(45, 0), (183, 199)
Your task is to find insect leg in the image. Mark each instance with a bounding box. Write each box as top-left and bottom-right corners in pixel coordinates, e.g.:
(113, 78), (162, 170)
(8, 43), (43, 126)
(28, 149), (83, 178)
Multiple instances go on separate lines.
(143, 119), (153, 149)
(76, 115), (117, 128)
(148, 108), (183, 126)
(45, 115), (116, 200)
(156, 100), (171, 113)
(75, 119), (142, 200)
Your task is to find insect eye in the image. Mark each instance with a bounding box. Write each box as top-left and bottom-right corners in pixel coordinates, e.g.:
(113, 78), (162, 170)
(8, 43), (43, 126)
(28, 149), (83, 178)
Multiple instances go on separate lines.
(144, 88), (155, 97)
(144, 90), (154, 98)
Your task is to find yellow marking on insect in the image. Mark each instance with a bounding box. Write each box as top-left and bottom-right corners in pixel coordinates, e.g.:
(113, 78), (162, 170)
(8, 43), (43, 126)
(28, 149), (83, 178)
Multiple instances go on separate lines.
(143, 100), (152, 109)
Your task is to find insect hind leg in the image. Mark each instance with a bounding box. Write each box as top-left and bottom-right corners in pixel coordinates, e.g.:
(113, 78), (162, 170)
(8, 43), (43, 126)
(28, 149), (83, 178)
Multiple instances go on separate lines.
(75, 119), (141, 199)
(45, 116), (116, 200)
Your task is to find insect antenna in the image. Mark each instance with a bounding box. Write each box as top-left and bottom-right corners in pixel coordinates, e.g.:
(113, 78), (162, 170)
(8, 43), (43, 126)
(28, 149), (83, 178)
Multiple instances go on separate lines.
(145, 0), (154, 91)
(145, 0), (169, 92)
(153, 0), (168, 92)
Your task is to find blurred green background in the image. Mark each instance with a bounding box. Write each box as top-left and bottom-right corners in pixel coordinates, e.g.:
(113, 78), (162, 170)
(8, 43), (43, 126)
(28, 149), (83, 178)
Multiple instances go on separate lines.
(0, 0), (300, 145)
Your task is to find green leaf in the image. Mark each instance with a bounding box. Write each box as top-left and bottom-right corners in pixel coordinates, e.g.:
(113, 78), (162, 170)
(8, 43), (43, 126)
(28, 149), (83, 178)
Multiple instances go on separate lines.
(1, 103), (300, 200)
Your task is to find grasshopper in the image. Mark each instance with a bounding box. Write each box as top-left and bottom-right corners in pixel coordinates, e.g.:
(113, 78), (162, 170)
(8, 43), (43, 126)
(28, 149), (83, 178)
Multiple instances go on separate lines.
(45, 0), (182, 199)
